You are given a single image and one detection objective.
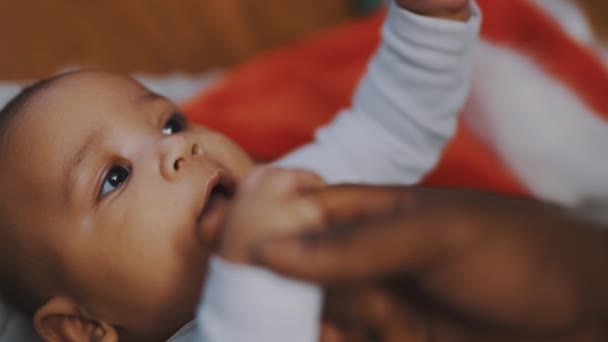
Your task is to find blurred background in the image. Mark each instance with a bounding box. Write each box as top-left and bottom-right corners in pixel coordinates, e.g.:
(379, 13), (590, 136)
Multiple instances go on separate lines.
(0, 0), (388, 104)
(0, 0), (386, 79)
(2, 0), (608, 79)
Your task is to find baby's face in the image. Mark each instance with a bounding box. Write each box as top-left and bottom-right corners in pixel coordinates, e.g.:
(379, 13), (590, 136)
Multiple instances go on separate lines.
(1, 71), (253, 339)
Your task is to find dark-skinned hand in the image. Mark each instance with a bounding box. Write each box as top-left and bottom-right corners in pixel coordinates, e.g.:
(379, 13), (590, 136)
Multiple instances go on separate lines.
(253, 185), (608, 341)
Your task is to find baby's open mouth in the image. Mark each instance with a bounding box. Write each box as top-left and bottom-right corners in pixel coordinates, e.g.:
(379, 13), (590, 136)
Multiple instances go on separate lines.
(196, 172), (236, 246)
(202, 183), (233, 217)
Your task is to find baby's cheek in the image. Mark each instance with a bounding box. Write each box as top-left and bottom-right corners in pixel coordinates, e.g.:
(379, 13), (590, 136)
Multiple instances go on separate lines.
(127, 251), (206, 330)
(199, 130), (254, 181)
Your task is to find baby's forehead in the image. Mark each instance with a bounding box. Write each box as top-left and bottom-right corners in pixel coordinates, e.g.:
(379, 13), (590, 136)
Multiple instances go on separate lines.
(6, 71), (154, 157)
(33, 71), (148, 107)
(16, 71), (153, 133)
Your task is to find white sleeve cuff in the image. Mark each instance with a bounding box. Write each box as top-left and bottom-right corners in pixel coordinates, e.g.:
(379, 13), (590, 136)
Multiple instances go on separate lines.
(197, 257), (322, 342)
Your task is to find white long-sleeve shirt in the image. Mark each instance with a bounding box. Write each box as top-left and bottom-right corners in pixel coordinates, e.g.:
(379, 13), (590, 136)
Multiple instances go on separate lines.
(169, 2), (482, 342)
(278, 2), (480, 185)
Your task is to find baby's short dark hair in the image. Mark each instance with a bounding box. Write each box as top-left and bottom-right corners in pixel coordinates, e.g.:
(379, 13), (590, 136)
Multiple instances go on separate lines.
(0, 75), (63, 317)
(0, 76), (59, 141)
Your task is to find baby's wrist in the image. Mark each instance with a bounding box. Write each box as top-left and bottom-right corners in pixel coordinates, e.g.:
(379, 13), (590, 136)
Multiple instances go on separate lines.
(423, 7), (471, 21)
(395, 1), (471, 22)
(218, 231), (257, 265)
(219, 247), (251, 265)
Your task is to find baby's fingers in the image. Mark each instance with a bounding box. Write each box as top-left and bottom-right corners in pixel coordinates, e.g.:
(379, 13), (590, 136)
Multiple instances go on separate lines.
(396, 0), (470, 20)
(276, 197), (327, 232)
(240, 166), (325, 198)
(230, 198), (326, 264)
(286, 168), (326, 194)
(396, 0), (468, 12)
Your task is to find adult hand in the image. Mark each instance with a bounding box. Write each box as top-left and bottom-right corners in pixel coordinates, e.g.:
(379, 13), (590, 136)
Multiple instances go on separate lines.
(254, 186), (608, 341)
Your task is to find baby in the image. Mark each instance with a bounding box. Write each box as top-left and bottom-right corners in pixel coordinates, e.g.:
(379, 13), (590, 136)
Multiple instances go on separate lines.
(0, 0), (480, 341)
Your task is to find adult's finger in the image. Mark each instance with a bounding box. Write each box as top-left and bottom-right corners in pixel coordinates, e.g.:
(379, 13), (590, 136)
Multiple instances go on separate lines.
(253, 186), (519, 283)
(323, 286), (429, 342)
(253, 209), (452, 283)
(319, 323), (346, 342)
(308, 185), (413, 226)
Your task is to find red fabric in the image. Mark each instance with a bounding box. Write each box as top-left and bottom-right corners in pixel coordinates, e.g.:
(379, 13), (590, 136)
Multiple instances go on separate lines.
(182, 14), (383, 161)
(479, 0), (608, 121)
(182, 0), (608, 196)
(423, 119), (525, 195)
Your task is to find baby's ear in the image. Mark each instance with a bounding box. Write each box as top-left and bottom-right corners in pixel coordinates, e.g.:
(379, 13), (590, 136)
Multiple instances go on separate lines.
(33, 296), (118, 342)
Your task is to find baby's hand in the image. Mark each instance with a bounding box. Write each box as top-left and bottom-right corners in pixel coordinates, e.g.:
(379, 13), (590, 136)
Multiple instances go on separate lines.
(219, 166), (326, 264)
(395, 0), (470, 21)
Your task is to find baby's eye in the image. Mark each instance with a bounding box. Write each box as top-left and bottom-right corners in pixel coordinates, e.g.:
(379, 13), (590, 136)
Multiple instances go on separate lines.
(99, 165), (130, 198)
(162, 113), (188, 135)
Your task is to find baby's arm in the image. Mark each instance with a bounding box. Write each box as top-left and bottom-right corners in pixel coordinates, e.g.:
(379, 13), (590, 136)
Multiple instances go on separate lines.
(278, 1), (481, 185)
(196, 167), (325, 342)
(190, 2), (481, 341)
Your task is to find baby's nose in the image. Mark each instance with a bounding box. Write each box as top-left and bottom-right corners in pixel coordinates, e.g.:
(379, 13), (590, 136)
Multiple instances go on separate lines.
(160, 136), (203, 180)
